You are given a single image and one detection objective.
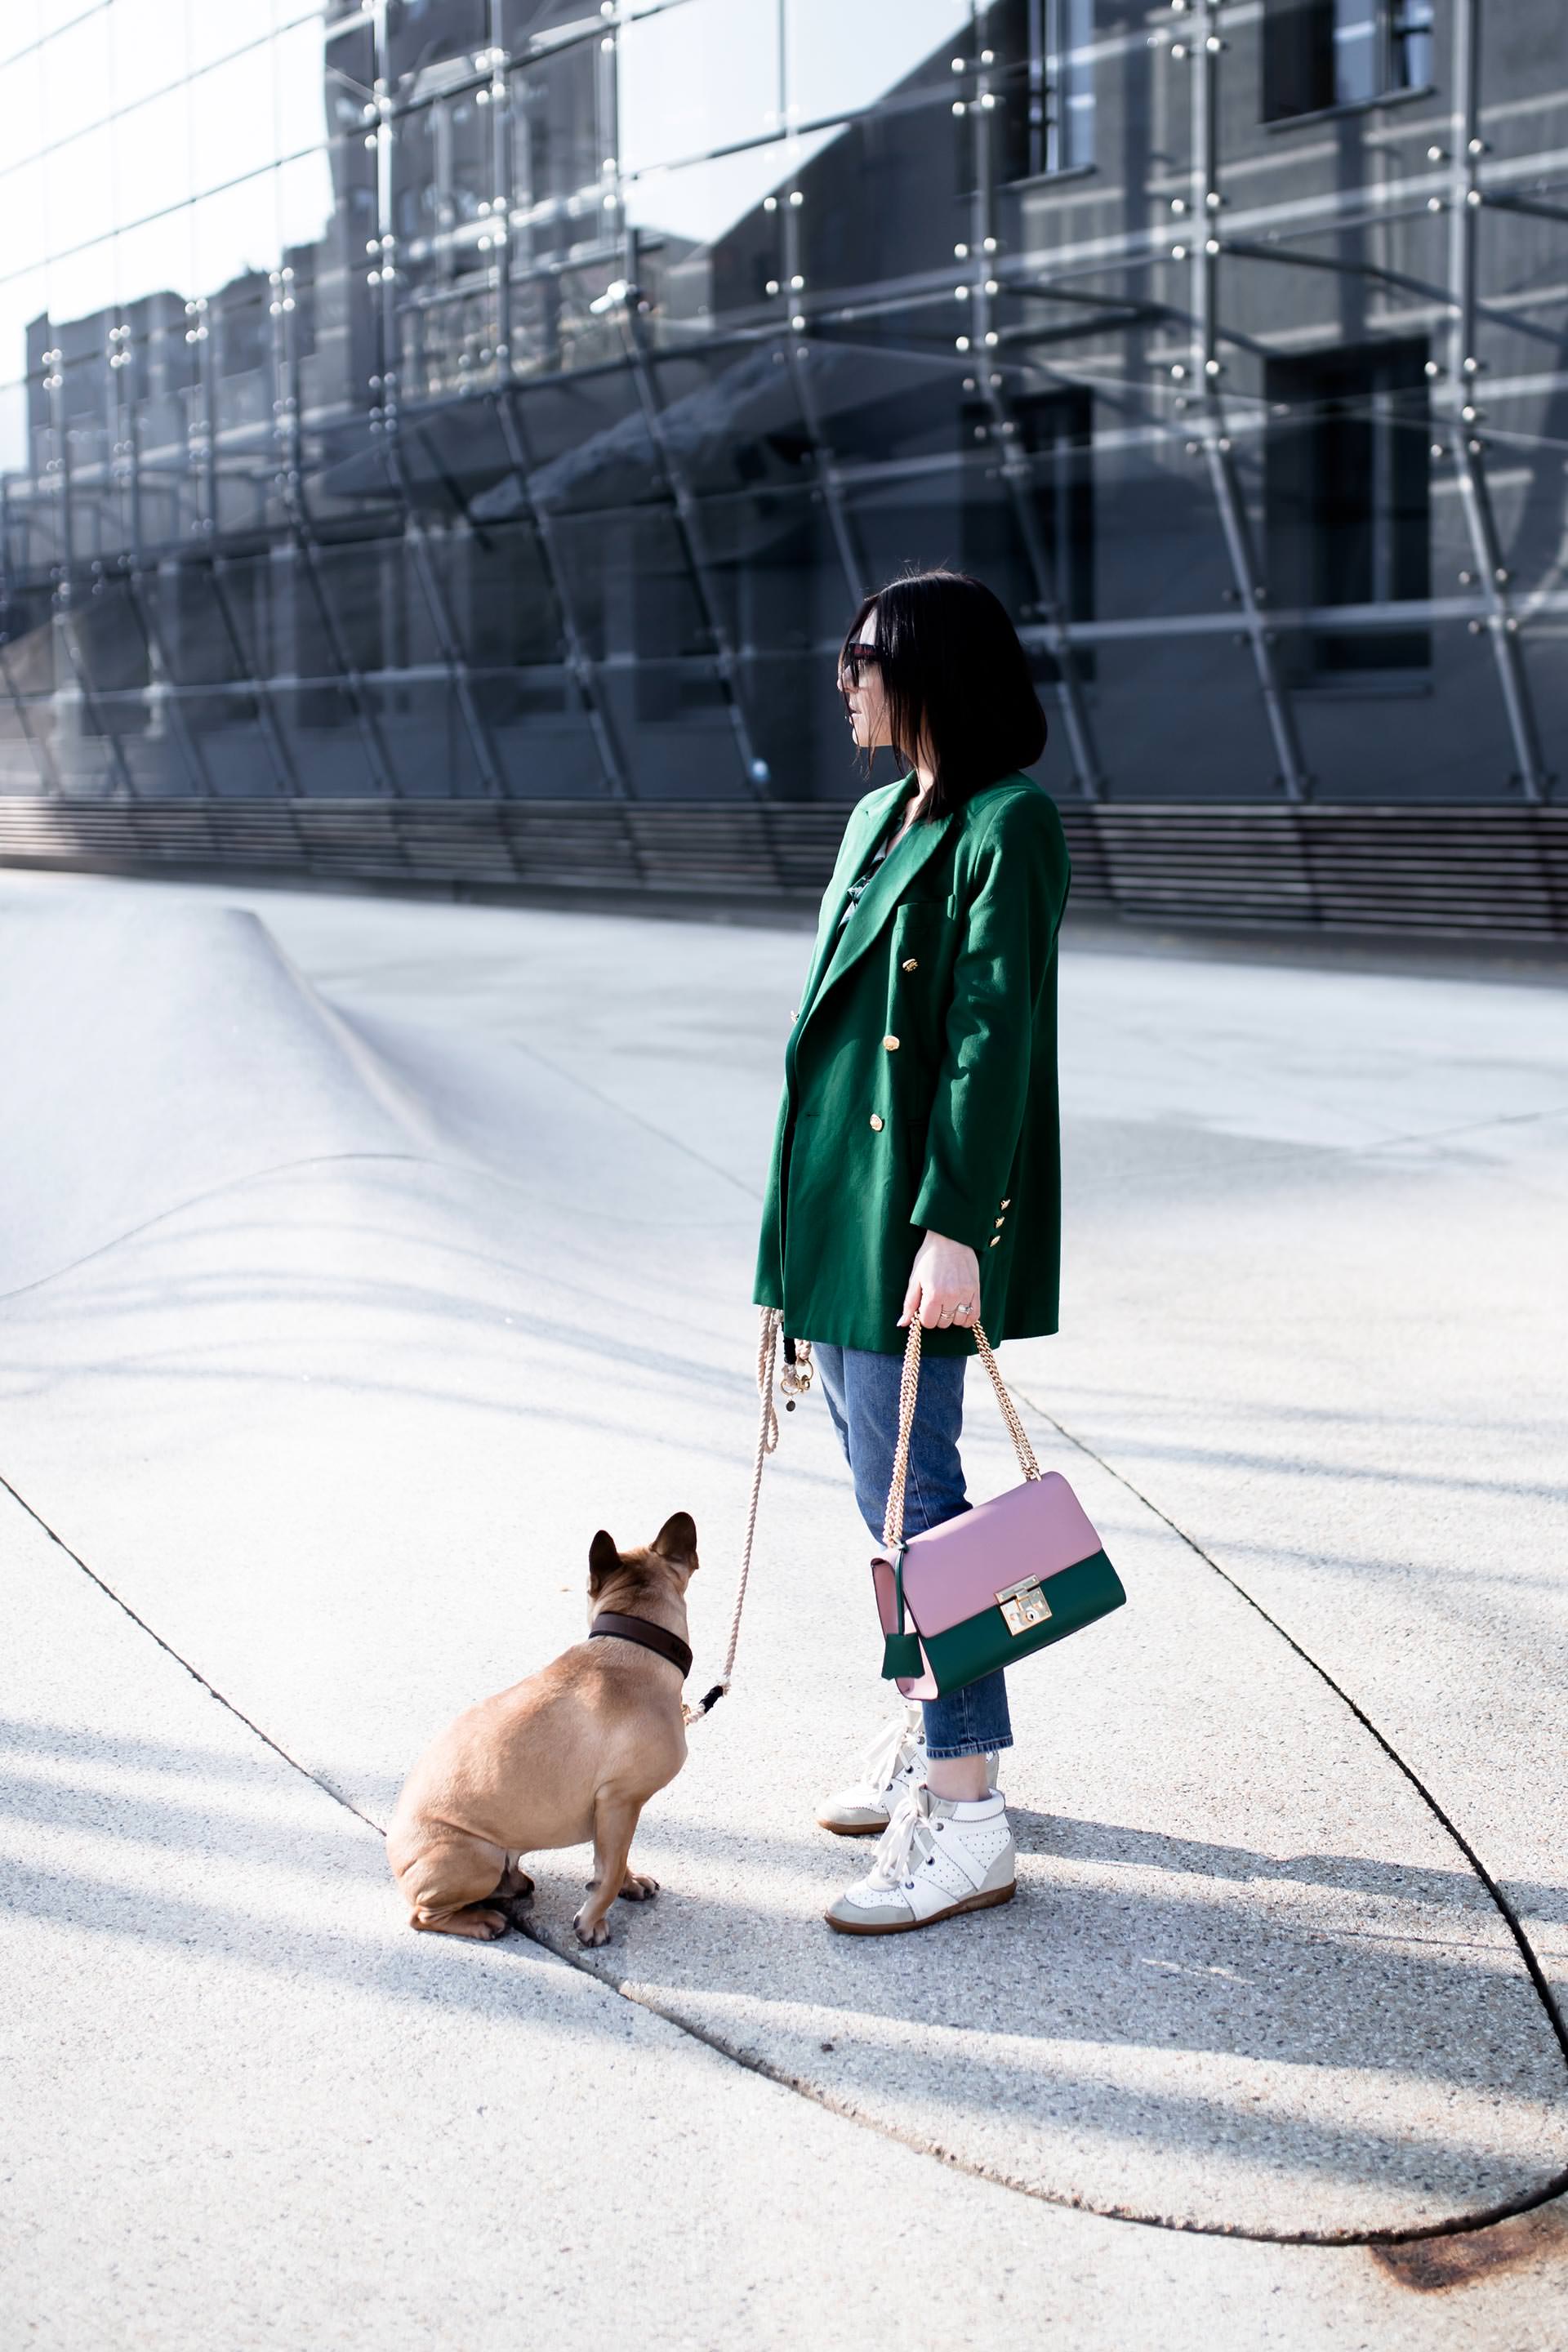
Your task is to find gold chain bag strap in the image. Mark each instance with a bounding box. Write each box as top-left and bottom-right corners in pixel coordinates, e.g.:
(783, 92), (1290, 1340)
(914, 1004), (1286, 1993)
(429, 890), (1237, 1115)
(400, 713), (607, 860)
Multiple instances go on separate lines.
(875, 1317), (1125, 1699)
(881, 1317), (1039, 1556)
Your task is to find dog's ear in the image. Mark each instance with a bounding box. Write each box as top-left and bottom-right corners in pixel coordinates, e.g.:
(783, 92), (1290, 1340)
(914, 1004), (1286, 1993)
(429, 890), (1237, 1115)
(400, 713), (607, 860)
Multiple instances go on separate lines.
(588, 1529), (621, 1592)
(648, 1510), (697, 1567)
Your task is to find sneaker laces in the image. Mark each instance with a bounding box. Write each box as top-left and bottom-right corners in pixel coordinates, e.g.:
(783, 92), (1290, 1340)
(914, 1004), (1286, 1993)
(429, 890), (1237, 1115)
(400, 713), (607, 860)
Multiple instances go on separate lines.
(865, 1788), (937, 1890)
(844, 1705), (923, 1803)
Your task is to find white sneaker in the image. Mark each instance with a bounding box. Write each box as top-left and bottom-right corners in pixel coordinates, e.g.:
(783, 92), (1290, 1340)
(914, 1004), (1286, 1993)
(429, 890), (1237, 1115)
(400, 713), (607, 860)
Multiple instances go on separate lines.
(817, 1705), (1001, 1837)
(824, 1785), (1016, 1935)
(817, 1703), (928, 1836)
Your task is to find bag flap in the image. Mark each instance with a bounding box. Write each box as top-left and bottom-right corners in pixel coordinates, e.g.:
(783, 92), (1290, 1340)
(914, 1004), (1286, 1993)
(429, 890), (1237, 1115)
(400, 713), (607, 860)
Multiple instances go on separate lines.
(898, 1472), (1103, 1639)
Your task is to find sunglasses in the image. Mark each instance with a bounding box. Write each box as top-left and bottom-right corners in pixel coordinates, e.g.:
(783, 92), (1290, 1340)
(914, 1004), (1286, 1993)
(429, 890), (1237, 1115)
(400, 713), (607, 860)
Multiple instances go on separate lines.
(838, 643), (884, 688)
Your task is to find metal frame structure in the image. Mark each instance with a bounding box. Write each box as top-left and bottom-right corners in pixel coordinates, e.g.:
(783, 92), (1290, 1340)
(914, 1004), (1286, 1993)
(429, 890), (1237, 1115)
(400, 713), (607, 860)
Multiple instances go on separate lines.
(0, 0), (1561, 814)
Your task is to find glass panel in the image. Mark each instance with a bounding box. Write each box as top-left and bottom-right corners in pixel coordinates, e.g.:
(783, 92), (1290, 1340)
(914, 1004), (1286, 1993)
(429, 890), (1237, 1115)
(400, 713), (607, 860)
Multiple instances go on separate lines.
(796, 114), (958, 296)
(394, 404), (516, 515)
(488, 680), (608, 800)
(366, 680), (485, 797)
(431, 515), (564, 664)
(388, 93), (503, 394)
(41, 0), (105, 34)
(38, 7), (113, 145)
(114, 84), (194, 229)
(47, 236), (117, 339)
(385, 0), (488, 88)
(0, 160), (49, 278)
(114, 212), (196, 326)
(278, 148), (335, 253)
(210, 270), (275, 483)
(524, 381), (658, 516)
(0, 45), (45, 165)
(275, 16), (331, 158)
(154, 559), (250, 685)
(395, 277), (502, 400)
(601, 661), (741, 798)
(510, 41), (608, 266)
(0, 4), (40, 68)
(548, 506), (709, 665)
(785, 0), (961, 131)
(627, 149), (798, 331)
(189, 0), (275, 74)
(618, 0), (780, 178)
(1292, 622), (1499, 803)
(192, 174), (283, 301)
(186, 688), (282, 800)
(271, 680), (380, 794)
(742, 648), (844, 799)
(0, 270), (48, 401)
(305, 536), (394, 675)
(110, 0), (187, 111)
(71, 577), (149, 693)
(4, 600), (59, 697)
(1090, 631), (1280, 800)
(190, 49), (282, 198)
(0, 380), (26, 474)
(45, 126), (115, 261)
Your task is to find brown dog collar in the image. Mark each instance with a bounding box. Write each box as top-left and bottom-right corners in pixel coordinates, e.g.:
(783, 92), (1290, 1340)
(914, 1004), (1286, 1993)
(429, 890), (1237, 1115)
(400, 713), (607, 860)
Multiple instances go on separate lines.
(589, 1612), (693, 1680)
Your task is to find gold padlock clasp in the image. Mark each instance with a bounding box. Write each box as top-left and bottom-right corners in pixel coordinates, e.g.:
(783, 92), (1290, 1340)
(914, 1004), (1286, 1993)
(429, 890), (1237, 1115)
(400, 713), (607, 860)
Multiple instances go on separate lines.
(996, 1575), (1052, 1636)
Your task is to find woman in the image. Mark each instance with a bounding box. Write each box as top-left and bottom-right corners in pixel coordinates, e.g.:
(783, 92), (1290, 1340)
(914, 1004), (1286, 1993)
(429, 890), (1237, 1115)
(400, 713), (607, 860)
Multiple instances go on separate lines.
(753, 567), (1071, 1936)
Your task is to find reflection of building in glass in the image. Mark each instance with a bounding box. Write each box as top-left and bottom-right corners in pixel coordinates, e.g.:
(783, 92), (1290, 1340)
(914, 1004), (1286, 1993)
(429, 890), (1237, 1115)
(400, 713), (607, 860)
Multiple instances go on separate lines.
(0, 0), (1563, 840)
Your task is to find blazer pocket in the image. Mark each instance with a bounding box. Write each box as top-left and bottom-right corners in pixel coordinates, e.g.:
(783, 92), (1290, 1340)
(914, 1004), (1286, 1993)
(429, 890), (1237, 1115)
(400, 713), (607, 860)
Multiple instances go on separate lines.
(892, 896), (954, 943)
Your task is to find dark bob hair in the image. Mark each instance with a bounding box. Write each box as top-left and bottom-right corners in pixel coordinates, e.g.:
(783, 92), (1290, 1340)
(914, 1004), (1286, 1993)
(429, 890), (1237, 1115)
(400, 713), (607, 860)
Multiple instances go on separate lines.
(840, 568), (1047, 822)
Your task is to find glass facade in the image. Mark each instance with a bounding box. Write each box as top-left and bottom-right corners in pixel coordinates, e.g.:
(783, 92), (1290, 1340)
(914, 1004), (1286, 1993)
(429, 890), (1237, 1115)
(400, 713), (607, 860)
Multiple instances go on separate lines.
(0, 0), (1562, 814)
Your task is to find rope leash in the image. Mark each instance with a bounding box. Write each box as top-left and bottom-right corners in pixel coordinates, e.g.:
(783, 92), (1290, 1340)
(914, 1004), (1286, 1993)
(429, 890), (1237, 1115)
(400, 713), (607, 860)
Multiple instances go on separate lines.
(684, 1306), (810, 1726)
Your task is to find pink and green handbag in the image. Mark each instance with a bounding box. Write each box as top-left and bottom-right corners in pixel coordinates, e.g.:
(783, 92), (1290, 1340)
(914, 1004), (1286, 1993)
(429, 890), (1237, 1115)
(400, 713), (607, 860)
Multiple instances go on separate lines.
(871, 1319), (1125, 1696)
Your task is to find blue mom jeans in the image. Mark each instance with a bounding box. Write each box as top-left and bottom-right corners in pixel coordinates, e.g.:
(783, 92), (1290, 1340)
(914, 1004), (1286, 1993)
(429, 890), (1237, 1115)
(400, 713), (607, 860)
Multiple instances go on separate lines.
(810, 1340), (1013, 1763)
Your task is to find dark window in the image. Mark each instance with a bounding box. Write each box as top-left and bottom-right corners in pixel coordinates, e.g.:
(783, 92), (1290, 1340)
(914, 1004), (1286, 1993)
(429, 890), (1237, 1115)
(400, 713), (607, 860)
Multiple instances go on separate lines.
(1263, 0), (1434, 122)
(987, 0), (1096, 182)
(1265, 340), (1430, 676)
(1391, 0), (1437, 91)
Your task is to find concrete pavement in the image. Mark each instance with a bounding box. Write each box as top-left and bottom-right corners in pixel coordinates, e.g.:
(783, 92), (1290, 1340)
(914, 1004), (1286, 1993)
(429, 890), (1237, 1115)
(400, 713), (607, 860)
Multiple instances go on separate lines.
(1, 868), (1565, 2345)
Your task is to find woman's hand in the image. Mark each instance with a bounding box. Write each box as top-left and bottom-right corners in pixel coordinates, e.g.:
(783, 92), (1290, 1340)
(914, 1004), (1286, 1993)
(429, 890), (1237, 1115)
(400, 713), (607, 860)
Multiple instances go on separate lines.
(898, 1230), (981, 1331)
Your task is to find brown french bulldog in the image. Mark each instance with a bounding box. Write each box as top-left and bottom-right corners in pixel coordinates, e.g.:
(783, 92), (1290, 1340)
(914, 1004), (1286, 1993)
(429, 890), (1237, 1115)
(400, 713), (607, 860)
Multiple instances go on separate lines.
(387, 1512), (697, 1947)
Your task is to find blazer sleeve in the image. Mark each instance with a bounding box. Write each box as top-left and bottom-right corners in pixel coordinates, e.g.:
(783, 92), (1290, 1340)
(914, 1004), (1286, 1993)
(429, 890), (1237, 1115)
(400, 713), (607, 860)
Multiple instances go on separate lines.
(910, 790), (1071, 1254)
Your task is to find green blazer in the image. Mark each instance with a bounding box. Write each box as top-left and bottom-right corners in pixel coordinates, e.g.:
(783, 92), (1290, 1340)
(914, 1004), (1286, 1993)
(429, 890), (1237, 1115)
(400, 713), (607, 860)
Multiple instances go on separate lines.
(753, 771), (1071, 1359)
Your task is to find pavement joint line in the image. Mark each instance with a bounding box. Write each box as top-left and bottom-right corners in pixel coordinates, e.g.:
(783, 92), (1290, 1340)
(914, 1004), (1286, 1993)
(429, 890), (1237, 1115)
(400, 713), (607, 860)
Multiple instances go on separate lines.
(9, 1444), (1568, 2253)
(0, 1468), (382, 1838)
(1007, 1387), (1568, 2144)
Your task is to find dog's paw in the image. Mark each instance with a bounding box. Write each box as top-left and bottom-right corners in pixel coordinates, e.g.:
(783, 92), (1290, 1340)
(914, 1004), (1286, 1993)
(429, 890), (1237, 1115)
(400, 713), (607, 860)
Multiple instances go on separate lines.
(618, 1873), (660, 1902)
(572, 1909), (612, 1949)
(414, 1904), (510, 1940)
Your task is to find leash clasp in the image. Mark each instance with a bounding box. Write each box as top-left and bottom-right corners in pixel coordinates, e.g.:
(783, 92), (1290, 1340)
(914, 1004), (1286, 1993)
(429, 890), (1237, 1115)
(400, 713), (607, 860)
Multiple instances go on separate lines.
(780, 1333), (813, 1410)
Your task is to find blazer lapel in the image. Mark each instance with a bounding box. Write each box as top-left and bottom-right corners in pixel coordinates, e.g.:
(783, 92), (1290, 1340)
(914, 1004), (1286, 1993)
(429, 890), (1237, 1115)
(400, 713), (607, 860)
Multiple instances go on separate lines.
(790, 781), (906, 1030)
(802, 804), (955, 1030)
